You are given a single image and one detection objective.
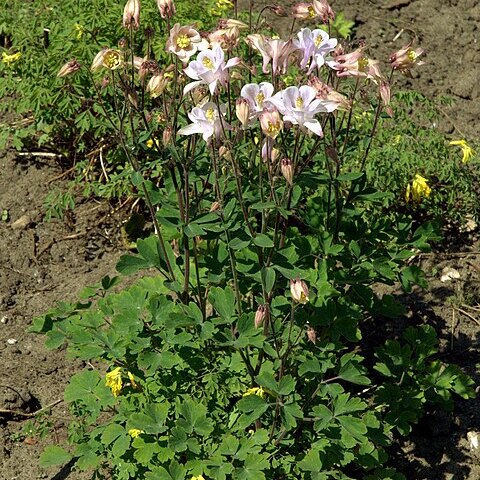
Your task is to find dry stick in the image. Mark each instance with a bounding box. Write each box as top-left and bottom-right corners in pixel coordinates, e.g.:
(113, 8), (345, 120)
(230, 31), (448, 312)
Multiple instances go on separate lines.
(451, 307), (456, 350)
(47, 166), (76, 184)
(0, 399), (62, 418)
(36, 232), (87, 258)
(454, 306), (480, 327)
(18, 152), (61, 159)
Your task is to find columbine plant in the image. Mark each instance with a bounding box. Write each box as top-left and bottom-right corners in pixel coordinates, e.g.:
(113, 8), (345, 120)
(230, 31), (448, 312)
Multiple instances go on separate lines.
(36, 1), (474, 479)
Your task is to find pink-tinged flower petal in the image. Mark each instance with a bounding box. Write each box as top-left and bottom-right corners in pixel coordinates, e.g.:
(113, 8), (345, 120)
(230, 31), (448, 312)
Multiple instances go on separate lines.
(178, 123), (204, 136)
(183, 80), (204, 95)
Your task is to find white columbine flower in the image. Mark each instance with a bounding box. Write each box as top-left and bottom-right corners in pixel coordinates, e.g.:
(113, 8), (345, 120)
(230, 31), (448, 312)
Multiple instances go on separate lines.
(270, 85), (336, 136)
(178, 102), (230, 142)
(240, 82), (275, 114)
(183, 45), (240, 95)
(295, 28), (338, 74)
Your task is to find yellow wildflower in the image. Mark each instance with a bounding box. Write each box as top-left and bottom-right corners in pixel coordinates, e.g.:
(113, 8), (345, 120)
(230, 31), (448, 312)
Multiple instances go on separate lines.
(405, 174), (431, 203)
(146, 138), (161, 149)
(74, 23), (86, 40)
(243, 386), (266, 399)
(127, 371), (137, 388)
(2, 51), (21, 66)
(449, 140), (476, 164)
(128, 428), (144, 438)
(191, 476), (205, 480)
(105, 367), (123, 397)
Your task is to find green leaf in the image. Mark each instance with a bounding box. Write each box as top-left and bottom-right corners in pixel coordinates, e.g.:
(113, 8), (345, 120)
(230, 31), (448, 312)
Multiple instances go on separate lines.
(277, 375), (295, 396)
(261, 267), (276, 293)
(237, 394), (266, 413)
(133, 438), (161, 466)
(209, 286), (236, 322)
(39, 446), (72, 468)
(131, 171), (144, 187)
(101, 423), (125, 445)
(252, 233), (274, 248)
(64, 370), (100, 402)
(298, 448), (322, 472)
(116, 254), (150, 275)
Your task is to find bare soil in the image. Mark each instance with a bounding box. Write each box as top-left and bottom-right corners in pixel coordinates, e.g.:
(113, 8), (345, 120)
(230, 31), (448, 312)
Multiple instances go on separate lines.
(1, 1), (479, 479)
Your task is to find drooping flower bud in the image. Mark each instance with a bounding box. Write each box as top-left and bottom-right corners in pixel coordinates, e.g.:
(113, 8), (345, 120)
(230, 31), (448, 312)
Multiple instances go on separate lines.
(219, 145), (232, 162)
(210, 201), (221, 212)
(379, 80), (393, 117)
(138, 59), (159, 80)
(162, 126), (173, 146)
(123, 0), (140, 29)
(235, 98), (251, 127)
(157, 0), (176, 19)
(147, 73), (168, 97)
(259, 108), (283, 139)
(307, 325), (317, 344)
(281, 158), (294, 186)
(312, 0), (335, 22)
(57, 58), (81, 77)
(255, 304), (268, 329)
(268, 5), (288, 16)
(91, 47), (108, 72)
(290, 278), (309, 304)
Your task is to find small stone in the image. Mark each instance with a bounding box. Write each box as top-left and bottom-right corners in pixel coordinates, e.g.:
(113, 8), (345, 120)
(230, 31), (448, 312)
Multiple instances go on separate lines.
(11, 214), (31, 230)
(467, 431), (479, 449)
(6, 338), (17, 345)
(0, 316), (7, 324)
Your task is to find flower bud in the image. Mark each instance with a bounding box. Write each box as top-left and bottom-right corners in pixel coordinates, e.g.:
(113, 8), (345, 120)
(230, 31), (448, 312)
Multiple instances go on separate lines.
(162, 126), (173, 146)
(235, 98), (250, 127)
(157, 0), (176, 19)
(255, 304), (268, 329)
(123, 0), (140, 29)
(281, 158), (294, 186)
(210, 201), (221, 212)
(259, 109), (283, 139)
(307, 326), (317, 344)
(138, 59), (158, 80)
(290, 277), (309, 304)
(147, 74), (168, 97)
(268, 5), (288, 16)
(312, 0), (335, 22)
(219, 145), (232, 162)
(91, 47), (107, 72)
(57, 58), (81, 77)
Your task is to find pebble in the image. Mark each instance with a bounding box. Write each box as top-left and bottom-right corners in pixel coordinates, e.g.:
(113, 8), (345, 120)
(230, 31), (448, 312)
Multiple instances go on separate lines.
(0, 316), (7, 324)
(11, 214), (31, 230)
(6, 338), (17, 345)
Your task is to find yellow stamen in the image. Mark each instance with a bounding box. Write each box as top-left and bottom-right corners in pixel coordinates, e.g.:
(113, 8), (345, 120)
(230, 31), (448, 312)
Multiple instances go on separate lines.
(255, 92), (265, 107)
(202, 56), (214, 69)
(308, 6), (316, 17)
(295, 96), (304, 108)
(358, 57), (369, 72)
(205, 108), (215, 121)
(176, 34), (191, 49)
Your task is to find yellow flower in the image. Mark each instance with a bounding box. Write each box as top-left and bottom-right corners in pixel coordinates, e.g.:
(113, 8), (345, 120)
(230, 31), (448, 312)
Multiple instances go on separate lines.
(191, 476), (205, 480)
(105, 367), (123, 397)
(243, 386), (266, 399)
(127, 371), (137, 388)
(2, 51), (21, 66)
(146, 138), (160, 149)
(405, 174), (431, 203)
(449, 140), (476, 164)
(74, 23), (86, 40)
(128, 428), (144, 438)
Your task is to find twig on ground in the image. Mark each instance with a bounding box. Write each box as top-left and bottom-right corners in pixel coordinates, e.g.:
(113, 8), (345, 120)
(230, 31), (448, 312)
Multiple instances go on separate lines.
(36, 231), (86, 258)
(0, 399), (62, 418)
(454, 306), (480, 327)
(48, 166), (76, 183)
(18, 152), (62, 159)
